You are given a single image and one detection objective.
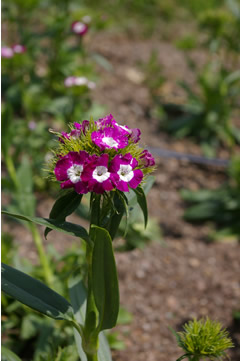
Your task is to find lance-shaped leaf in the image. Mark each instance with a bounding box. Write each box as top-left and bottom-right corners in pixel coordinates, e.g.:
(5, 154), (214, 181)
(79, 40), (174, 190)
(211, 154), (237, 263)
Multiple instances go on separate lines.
(1, 346), (22, 361)
(91, 226), (119, 331)
(68, 273), (113, 361)
(45, 191), (83, 238)
(133, 186), (148, 228)
(1, 263), (73, 321)
(2, 211), (90, 243)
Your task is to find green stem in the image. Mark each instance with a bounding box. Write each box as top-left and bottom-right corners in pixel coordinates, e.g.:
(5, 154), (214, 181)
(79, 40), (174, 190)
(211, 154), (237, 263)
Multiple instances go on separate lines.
(5, 153), (54, 288)
(81, 196), (102, 360)
(5, 154), (18, 189)
(86, 353), (98, 361)
(190, 356), (200, 361)
(29, 223), (54, 288)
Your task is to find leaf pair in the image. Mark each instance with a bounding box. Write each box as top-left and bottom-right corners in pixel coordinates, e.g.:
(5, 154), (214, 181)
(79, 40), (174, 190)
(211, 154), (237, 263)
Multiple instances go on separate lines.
(1, 262), (113, 361)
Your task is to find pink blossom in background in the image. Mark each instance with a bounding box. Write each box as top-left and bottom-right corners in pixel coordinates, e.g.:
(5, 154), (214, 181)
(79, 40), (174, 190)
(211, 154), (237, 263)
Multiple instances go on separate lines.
(1, 47), (14, 58)
(28, 121), (37, 130)
(64, 76), (76, 87)
(71, 21), (88, 36)
(12, 44), (26, 54)
(64, 76), (96, 89)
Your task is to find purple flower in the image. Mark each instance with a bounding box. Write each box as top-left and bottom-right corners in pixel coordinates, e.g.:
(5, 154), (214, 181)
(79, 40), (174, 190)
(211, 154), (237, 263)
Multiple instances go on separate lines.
(12, 44), (26, 54)
(113, 123), (131, 136)
(71, 21), (88, 36)
(74, 120), (90, 135)
(91, 127), (128, 151)
(82, 154), (114, 194)
(110, 153), (143, 192)
(1, 47), (14, 58)
(54, 151), (90, 194)
(59, 132), (70, 143)
(96, 114), (117, 129)
(130, 128), (141, 143)
(140, 150), (155, 167)
(112, 120), (141, 143)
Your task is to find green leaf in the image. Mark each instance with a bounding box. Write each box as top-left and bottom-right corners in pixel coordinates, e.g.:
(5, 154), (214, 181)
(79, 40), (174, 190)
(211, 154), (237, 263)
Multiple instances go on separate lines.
(133, 186), (148, 228)
(15, 156), (36, 216)
(68, 273), (113, 361)
(91, 226), (119, 331)
(1, 104), (13, 158)
(45, 191), (83, 238)
(1, 263), (73, 320)
(2, 211), (90, 243)
(108, 192), (127, 240)
(1, 346), (22, 361)
(127, 176), (154, 207)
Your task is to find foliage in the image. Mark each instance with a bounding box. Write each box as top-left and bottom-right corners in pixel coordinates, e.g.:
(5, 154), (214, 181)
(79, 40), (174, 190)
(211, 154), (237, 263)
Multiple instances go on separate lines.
(157, 63), (240, 156)
(198, 0), (240, 54)
(181, 157), (240, 240)
(174, 318), (234, 361)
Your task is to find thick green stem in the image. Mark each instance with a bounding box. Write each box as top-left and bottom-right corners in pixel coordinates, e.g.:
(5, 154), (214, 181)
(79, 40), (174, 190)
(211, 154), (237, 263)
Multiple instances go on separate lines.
(86, 353), (98, 361)
(29, 223), (54, 288)
(81, 195), (102, 360)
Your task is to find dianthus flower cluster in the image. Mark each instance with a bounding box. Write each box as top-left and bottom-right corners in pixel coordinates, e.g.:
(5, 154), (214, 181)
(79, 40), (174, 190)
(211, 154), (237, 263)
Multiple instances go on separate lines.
(50, 114), (155, 194)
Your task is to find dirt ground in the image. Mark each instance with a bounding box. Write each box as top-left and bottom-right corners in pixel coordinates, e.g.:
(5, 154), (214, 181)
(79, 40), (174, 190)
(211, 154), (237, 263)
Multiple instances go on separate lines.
(3, 30), (240, 361)
(88, 30), (240, 361)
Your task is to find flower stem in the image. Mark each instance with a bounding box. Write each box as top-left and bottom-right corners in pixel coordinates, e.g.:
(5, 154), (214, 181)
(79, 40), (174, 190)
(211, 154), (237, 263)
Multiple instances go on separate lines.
(86, 353), (98, 361)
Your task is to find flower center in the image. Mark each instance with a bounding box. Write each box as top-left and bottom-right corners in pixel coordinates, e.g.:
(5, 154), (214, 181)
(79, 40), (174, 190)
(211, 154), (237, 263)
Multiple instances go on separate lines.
(93, 166), (110, 183)
(102, 136), (118, 148)
(118, 164), (134, 182)
(67, 164), (83, 183)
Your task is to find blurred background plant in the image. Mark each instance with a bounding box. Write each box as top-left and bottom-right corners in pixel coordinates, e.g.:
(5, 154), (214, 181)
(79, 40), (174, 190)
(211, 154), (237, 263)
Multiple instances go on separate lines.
(155, 62), (240, 157)
(181, 156), (240, 241)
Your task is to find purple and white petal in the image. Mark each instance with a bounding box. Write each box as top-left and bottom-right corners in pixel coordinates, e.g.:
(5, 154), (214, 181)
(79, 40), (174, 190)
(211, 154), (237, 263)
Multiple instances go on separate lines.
(55, 157), (72, 181)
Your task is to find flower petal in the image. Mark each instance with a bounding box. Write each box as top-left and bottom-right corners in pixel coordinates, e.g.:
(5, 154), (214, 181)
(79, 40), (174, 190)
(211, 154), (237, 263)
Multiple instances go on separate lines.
(128, 169), (143, 189)
(55, 158), (72, 181)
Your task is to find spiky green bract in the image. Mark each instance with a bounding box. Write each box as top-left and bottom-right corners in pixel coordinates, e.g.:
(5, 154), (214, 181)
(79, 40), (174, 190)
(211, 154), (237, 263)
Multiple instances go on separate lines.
(176, 318), (234, 360)
(46, 120), (156, 183)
